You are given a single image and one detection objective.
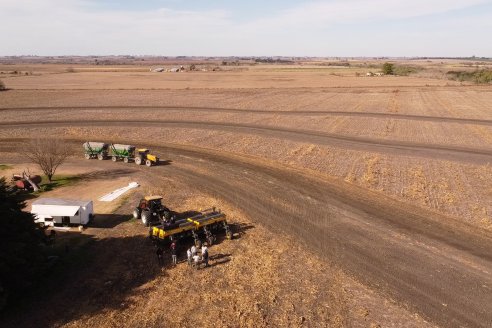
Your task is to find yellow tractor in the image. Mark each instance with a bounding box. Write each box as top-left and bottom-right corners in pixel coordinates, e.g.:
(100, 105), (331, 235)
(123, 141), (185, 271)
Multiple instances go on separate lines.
(135, 148), (159, 167)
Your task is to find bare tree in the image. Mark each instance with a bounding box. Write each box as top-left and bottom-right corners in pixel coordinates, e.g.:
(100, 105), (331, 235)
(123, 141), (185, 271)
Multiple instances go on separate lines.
(24, 138), (70, 182)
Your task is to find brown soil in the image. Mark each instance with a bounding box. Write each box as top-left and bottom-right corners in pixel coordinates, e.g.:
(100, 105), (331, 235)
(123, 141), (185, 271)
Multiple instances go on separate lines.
(1, 61), (491, 327)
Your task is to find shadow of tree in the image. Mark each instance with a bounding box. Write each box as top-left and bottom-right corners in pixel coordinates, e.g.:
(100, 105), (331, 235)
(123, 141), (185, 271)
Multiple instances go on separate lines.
(78, 168), (138, 180)
(0, 233), (165, 328)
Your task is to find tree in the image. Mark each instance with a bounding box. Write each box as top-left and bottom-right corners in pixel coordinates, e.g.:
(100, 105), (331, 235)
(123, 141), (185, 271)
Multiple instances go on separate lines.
(0, 177), (45, 310)
(382, 62), (394, 75)
(24, 138), (70, 182)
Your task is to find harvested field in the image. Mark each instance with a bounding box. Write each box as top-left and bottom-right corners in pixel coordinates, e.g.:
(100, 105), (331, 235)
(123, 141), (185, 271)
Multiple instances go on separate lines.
(1, 61), (491, 328)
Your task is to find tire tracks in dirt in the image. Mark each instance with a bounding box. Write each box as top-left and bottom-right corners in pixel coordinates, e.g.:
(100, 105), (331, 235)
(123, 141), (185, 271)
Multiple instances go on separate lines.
(1, 105), (492, 126)
(1, 119), (491, 165)
(1, 137), (492, 326)
(145, 144), (492, 328)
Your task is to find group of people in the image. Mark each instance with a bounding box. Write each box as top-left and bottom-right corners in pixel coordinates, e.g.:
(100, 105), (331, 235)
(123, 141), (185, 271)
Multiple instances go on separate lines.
(155, 240), (209, 269)
(187, 244), (209, 269)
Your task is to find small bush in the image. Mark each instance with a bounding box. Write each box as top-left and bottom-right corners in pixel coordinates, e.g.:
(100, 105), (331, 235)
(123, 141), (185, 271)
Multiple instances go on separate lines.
(0, 80), (6, 91)
(382, 62), (394, 75)
(66, 67), (75, 73)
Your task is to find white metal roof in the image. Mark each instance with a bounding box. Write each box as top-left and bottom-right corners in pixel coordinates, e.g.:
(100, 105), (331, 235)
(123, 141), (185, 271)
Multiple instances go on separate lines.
(32, 198), (92, 207)
(32, 205), (80, 217)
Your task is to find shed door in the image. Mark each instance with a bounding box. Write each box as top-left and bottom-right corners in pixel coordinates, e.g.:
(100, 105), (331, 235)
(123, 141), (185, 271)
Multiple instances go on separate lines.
(62, 216), (70, 225)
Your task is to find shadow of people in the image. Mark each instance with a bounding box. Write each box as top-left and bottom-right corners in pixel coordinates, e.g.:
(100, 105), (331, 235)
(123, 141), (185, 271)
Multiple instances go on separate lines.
(208, 253), (232, 267)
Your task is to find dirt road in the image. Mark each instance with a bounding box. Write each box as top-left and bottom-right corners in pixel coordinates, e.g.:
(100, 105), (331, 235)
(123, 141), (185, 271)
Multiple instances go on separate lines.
(2, 106), (492, 126)
(2, 119), (491, 165)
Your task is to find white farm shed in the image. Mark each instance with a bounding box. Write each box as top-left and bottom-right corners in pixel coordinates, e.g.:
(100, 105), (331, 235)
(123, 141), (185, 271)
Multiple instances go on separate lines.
(31, 198), (93, 227)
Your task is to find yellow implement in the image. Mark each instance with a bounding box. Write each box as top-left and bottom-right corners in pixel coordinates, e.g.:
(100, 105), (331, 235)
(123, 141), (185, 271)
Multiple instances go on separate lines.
(149, 208), (232, 245)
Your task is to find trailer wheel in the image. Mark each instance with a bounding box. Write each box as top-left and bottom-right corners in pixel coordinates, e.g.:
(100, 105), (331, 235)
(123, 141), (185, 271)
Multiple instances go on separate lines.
(123, 157), (129, 163)
(145, 159), (152, 167)
(97, 153), (104, 160)
(133, 208), (141, 220)
(141, 210), (151, 226)
(84, 153), (91, 160)
(135, 157), (143, 165)
(112, 156), (117, 162)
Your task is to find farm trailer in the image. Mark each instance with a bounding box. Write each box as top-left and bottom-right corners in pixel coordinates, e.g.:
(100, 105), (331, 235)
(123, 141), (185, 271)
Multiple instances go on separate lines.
(83, 142), (159, 166)
(83, 142), (109, 160)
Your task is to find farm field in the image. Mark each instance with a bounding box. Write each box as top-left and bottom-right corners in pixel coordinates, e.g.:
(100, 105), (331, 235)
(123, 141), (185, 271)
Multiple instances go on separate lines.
(1, 61), (491, 327)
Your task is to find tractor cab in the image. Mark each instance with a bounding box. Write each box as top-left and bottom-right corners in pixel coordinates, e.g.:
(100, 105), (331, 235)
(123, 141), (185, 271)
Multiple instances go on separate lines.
(137, 148), (150, 155)
(141, 195), (163, 210)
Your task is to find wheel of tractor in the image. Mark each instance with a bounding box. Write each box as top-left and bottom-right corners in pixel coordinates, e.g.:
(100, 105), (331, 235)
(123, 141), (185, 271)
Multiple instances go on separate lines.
(84, 153), (91, 160)
(133, 208), (141, 220)
(97, 153), (104, 160)
(112, 156), (117, 162)
(135, 157), (143, 165)
(141, 210), (151, 227)
(145, 159), (152, 167)
(123, 157), (129, 163)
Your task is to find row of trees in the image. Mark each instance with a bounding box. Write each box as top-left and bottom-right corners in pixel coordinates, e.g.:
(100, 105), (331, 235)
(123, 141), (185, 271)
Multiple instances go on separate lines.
(1, 139), (71, 310)
(0, 177), (46, 310)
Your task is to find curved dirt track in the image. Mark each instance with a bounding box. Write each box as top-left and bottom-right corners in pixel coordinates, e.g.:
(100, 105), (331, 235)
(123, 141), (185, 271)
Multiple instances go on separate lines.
(2, 119), (492, 165)
(127, 144), (492, 327)
(1, 105), (492, 126)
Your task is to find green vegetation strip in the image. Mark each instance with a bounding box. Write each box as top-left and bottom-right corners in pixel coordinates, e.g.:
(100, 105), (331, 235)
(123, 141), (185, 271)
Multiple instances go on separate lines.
(35, 175), (81, 193)
(447, 70), (492, 84)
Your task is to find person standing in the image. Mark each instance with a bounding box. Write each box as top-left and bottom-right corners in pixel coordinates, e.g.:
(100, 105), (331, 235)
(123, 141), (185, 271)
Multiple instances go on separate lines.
(187, 248), (192, 266)
(191, 245), (197, 257)
(156, 247), (163, 266)
(170, 242), (177, 266)
(193, 253), (201, 270)
(202, 244), (209, 267)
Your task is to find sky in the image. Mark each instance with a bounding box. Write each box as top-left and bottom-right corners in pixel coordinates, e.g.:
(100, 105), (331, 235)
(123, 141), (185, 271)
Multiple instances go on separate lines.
(0, 0), (491, 57)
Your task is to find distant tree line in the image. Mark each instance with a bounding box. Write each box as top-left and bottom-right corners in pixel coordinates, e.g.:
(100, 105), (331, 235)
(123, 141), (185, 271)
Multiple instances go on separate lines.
(254, 58), (294, 64)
